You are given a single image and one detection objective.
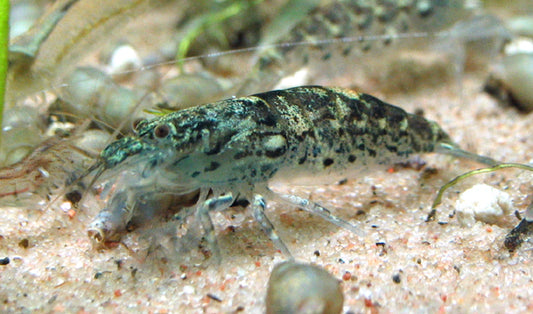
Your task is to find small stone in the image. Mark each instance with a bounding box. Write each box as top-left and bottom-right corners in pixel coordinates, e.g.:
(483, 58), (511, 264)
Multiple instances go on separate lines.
(455, 184), (512, 226)
(266, 261), (344, 314)
(109, 44), (142, 78)
(183, 285), (195, 294)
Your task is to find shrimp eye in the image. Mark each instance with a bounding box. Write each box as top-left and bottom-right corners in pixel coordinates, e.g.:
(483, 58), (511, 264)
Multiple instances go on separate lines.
(154, 124), (170, 138)
(132, 118), (145, 132)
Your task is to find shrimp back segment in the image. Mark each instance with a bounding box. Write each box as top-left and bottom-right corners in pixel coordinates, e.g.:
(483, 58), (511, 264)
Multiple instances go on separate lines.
(123, 86), (454, 184)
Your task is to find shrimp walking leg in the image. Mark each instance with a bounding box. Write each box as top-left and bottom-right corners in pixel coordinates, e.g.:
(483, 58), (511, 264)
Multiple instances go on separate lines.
(251, 194), (293, 258)
(266, 190), (364, 237)
(195, 193), (235, 261)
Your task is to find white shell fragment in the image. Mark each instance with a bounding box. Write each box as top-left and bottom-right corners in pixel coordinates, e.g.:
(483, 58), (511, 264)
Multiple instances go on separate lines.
(455, 184), (513, 227)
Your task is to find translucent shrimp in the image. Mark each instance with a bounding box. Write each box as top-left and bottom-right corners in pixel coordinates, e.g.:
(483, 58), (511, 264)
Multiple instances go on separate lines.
(0, 128), (109, 206)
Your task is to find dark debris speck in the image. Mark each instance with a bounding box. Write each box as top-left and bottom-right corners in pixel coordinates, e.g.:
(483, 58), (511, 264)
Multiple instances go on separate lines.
(115, 259), (124, 270)
(337, 178), (348, 185)
(65, 190), (82, 204)
(207, 293), (223, 302)
(18, 238), (29, 248)
(392, 273), (401, 283)
(48, 295), (57, 304)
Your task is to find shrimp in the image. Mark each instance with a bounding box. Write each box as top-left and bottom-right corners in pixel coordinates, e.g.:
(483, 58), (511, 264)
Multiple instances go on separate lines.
(0, 128), (109, 206)
(85, 85), (498, 260)
(237, 0), (475, 95)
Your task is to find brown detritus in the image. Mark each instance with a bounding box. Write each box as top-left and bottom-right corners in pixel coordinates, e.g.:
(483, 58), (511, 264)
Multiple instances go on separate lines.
(64, 190), (82, 204)
(18, 238), (29, 249)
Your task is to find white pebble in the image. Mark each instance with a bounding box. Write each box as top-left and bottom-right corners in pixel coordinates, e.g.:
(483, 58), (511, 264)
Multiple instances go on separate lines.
(109, 45), (142, 77)
(504, 37), (533, 55)
(455, 184), (512, 227)
(182, 285), (195, 294)
(60, 202), (72, 211)
(499, 52), (533, 111)
(274, 68), (309, 90)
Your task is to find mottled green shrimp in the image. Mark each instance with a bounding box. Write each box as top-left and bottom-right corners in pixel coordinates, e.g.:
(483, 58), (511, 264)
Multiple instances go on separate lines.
(86, 85), (496, 259)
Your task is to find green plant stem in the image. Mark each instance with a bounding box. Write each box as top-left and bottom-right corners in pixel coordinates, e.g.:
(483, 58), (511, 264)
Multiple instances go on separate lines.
(176, 0), (262, 70)
(431, 163), (533, 210)
(0, 0), (9, 144)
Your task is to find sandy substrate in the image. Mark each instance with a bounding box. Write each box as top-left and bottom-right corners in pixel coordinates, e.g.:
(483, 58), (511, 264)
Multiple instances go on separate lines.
(1, 4), (533, 314)
(1, 71), (533, 313)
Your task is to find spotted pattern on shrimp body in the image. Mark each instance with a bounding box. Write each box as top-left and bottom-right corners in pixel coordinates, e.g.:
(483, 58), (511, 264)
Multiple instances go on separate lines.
(89, 86), (457, 259)
(105, 86), (452, 177)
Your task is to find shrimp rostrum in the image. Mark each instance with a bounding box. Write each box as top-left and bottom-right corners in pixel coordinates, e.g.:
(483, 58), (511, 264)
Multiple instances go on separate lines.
(86, 86), (497, 259)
